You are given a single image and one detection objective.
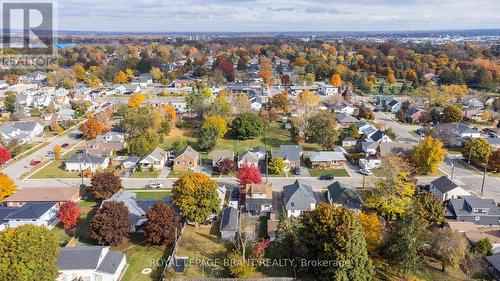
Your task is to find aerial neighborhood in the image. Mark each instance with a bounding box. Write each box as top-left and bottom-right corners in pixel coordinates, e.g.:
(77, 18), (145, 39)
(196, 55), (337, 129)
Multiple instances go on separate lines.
(0, 31), (499, 281)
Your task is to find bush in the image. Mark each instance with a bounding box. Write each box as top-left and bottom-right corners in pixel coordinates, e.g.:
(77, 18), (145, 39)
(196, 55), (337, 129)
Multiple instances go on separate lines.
(471, 238), (493, 256)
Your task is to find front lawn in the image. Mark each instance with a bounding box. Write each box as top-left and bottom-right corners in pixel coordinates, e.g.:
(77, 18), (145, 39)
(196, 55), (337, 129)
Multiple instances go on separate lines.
(167, 170), (192, 178)
(134, 191), (171, 200)
(308, 168), (350, 177)
(50, 204), (97, 246)
(30, 160), (81, 179)
(130, 170), (160, 178)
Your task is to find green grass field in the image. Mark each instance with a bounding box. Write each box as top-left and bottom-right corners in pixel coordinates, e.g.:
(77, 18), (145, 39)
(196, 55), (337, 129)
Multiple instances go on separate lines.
(130, 170), (160, 178)
(308, 168), (350, 177)
(134, 191), (171, 199)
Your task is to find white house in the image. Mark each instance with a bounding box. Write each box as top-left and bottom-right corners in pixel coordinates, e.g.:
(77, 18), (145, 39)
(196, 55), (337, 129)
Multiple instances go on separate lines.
(65, 154), (110, 172)
(138, 147), (168, 171)
(430, 176), (471, 202)
(0, 202), (58, 231)
(283, 180), (317, 218)
(56, 246), (127, 281)
(387, 99), (401, 113)
(0, 122), (44, 144)
(318, 82), (339, 96)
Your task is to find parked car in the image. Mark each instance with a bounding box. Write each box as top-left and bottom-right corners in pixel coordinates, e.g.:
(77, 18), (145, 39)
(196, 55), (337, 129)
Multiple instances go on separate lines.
(75, 133), (83, 139)
(45, 151), (55, 157)
(319, 174), (335, 180)
(61, 143), (69, 148)
(359, 169), (373, 176)
(30, 160), (41, 166)
(146, 182), (163, 189)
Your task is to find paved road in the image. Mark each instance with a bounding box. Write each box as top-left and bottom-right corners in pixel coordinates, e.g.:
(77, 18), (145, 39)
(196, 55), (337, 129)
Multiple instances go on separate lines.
(373, 111), (420, 143)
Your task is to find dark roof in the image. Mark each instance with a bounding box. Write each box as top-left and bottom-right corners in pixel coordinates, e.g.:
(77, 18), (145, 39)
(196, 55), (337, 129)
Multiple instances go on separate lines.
(245, 198), (273, 212)
(485, 255), (500, 272)
(58, 247), (107, 270)
(327, 182), (362, 210)
(96, 251), (125, 274)
(283, 180), (316, 211)
(4, 202), (56, 220)
(387, 100), (399, 107)
(272, 145), (302, 162)
(447, 196), (500, 217)
(220, 207), (238, 232)
(0, 207), (18, 221)
(369, 130), (384, 142)
(430, 176), (459, 193)
(405, 108), (422, 117)
(336, 113), (359, 123)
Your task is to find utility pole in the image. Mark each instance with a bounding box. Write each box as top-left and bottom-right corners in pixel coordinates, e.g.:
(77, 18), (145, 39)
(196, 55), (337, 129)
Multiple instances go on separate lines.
(468, 146), (472, 165)
(480, 158), (489, 197)
(77, 154), (84, 187)
(450, 156), (455, 180)
(362, 174), (366, 189)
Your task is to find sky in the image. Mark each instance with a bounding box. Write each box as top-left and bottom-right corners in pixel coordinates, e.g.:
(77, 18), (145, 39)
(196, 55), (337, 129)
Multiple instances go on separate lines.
(56, 0), (500, 32)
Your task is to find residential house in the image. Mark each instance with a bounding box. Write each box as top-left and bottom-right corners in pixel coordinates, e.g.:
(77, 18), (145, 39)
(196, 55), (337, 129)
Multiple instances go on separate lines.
(378, 142), (415, 159)
(245, 183), (273, 215)
(342, 137), (357, 147)
(57, 108), (75, 120)
(0, 121), (44, 144)
(103, 191), (170, 232)
(359, 156), (381, 170)
(463, 95), (485, 110)
(318, 82), (339, 96)
(65, 154), (110, 172)
(210, 150), (235, 169)
(139, 147), (168, 171)
(173, 146), (199, 172)
(0, 202), (58, 231)
(488, 138), (500, 150)
(2, 187), (80, 207)
(220, 206), (238, 240)
(308, 151), (346, 169)
(430, 176), (471, 202)
(238, 147), (266, 168)
(387, 99), (402, 113)
(85, 141), (124, 157)
(121, 156), (141, 170)
(365, 129), (392, 143)
(330, 103), (357, 115)
(132, 73), (153, 88)
(327, 182), (362, 212)
(485, 254), (500, 281)
(272, 145), (303, 170)
(446, 196), (500, 226)
(56, 246), (127, 281)
(283, 180), (316, 218)
(361, 141), (379, 156)
(438, 123), (482, 139)
(336, 113), (360, 127)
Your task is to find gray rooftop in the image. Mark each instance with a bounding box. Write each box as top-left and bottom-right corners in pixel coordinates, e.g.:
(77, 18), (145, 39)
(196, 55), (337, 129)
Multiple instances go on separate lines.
(283, 180), (316, 211)
(57, 246), (107, 270)
(272, 145), (302, 162)
(4, 202), (56, 220)
(430, 176), (459, 193)
(220, 207), (238, 232)
(327, 182), (362, 210)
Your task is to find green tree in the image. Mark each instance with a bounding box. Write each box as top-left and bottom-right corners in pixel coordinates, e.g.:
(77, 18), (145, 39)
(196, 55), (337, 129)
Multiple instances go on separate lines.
(463, 138), (493, 164)
(4, 92), (17, 113)
(268, 157), (286, 174)
(385, 208), (428, 277)
(358, 104), (375, 120)
(431, 227), (468, 272)
(306, 111), (340, 150)
(412, 193), (445, 225)
(171, 173), (220, 224)
(471, 238), (493, 256)
(297, 203), (374, 280)
(0, 225), (59, 281)
(197, 124), (218, 151)
(411, 136), (446, 175)
(127, 129), (160, 156)
(441, 104), (463, 123)
(230, 113), (264, 140)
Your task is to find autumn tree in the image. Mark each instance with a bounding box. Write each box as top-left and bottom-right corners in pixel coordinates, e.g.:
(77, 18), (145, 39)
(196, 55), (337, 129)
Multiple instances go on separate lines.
(441, 104), (463, 123)
(89, 201), (131, 246)
(128, 92), (146, 107)
(411, 136), (446, 175)
(145, 201), (181, 245)
(231, 93), (251, 114)
(218, 158), (237, 175)
(171, 173), (220, 224)
(237, 162), (261, 192)
(358, 104), (375, 120)
(297, 203), (374, 280)
(0, 147), (12, 164)
(431, 227), (468, 272)
(329, 73), (342, 86)
(150, 66), (164, 82)
(269, 93), (290, 113)
(88, 172), (122, 199)
(86, 75), (101, 89)
(412, 193), (445, 225)
(359, 212), (383, 254)
(268, 157), (286, 175)
(57, 201), (80, 230)
(53, 144), (62, 160)
(0, 173), (16, 200)
(163, 104), (177, 125)
(297, 90), (321, 113)
(203, 116), (228, 138)
(72, 64), (87, 81)
(488, 149), (500, 172)
(230, 113), (264, 140)
(463, 138), (493, 164)
(0, 225), (59, 281)
(114, 71), (128, 84)
(386, 73), (397, 84)
(80, 117), (107, 139)
(365, 157), (415, 220)
(306, 111), (339, 150)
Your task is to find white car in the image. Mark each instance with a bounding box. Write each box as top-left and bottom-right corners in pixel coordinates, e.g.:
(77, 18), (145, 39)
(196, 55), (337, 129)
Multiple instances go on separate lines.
(147, 182), (163, 189)
(359, 169), (373, 176)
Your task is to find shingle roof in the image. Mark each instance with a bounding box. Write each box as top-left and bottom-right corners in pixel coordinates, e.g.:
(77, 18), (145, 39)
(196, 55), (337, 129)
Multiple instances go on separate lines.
(3, 187), (79, 203)
(378, 142), (415, 158)
(336, 113), (359, 123)
(0, 207), (18, 222)
(66, 154), (108, 165)
(430, 176), (459, 193)
(4, 202), (56, 220)
(210, 150), (234, 164)
(176, 146), (198, 161)
(96, 251), (125, 274)
(57, 247), (106, 270)
(272, 145), (302, 162)
(220, 207), (238, 232)
(283, 180), (316, 211)
(485, 255), (500, 272)
(309, 151), (346, 162)
(327, 182), (362, 210)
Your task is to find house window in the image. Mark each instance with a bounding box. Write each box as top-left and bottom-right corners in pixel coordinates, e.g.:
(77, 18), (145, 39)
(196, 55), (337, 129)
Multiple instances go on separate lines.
(290, 202), (294, 207)
(176, 161), (180, 165)
(189, 161), (192, 166)
(475, 216), (480, 221)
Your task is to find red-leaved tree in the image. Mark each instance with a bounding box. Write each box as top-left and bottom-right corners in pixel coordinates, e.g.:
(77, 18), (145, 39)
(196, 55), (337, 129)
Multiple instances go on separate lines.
(218, 158), (237, 175)
(237, 162), (261, 193)
(57, 201), (80, 230)
(251, 238), (270, 260)
(0, 147), (12, 164)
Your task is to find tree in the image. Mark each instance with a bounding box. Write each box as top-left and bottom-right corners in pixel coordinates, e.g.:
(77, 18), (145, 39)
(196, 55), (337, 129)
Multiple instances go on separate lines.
(358, 104), (375, 120)
(89, 201), (131, 246)
(237, 162), (261, 192)
(463, 138), (493, 164)
(358, 212), (383, 254)
(163, 104), (177, 125)
(441, 104), (462, 123)
(329, 73), (342, 86)
(203, 116), (228, 138)
(86, 75), (101, 89)
(269, 93), (289, 112)
(227, 250), (255, 278)
(230, 113), (264, 140)
(412, 193), (445, 225)
(53, 144), (62, 160)
(171, 173), (220, 224)
(431, 227), (468, 272)
(145, 201), (181, 245)
(0, 173), (16, 200)
(150, 66), (164, 82)
(5, 92), (17, 113)
(297, 203), (374, 280)
(128, 92), (145, 107)
(218, 158), (237, 175)
(127, 130), (160, 156)
(0, 147), (12, 164)
(0, 225), (59, 281)
(57, 201), (80, 230)
(88, 172), (122, 199)
(365, 157), (415, 220)
(385, 208), (428, 277)
(171, 140), (187, 155)
(268, 157), (286, 174)
(231, 93), (251, 114)
(306, 111), (339, 150)
(197, 124), (218, 151)
(297, 90), (321, 112)
(471, 238), (493, 256)
(73, 64), (87, 81)
(386, 73), (396, 84)
(80, 118), (106, 139)
(411, 136), (446, 175)
(488, 149), (500, 172)
(114, 71), (128, 84)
